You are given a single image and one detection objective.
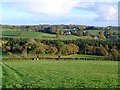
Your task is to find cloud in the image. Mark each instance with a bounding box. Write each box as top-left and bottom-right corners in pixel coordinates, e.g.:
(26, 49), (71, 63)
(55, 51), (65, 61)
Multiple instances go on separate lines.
(76, 2), (118, 22)
(2, 0), (118, 24)
(7, 0), (80, 16)
(95, 3), (117, 21)
(1, 0), (119, 2)
(3, 0), (118, 16)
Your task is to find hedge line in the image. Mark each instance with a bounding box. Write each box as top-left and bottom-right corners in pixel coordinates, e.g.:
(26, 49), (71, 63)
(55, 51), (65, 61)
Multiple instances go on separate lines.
(1, 57), (118, 61)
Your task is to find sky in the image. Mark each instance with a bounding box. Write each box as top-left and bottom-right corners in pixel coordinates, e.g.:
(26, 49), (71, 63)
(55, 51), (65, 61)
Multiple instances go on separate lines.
(0, 0), (119, 26)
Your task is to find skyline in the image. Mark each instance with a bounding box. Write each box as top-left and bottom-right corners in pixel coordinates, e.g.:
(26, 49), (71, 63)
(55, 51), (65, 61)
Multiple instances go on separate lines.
(0, 0), (119, 26)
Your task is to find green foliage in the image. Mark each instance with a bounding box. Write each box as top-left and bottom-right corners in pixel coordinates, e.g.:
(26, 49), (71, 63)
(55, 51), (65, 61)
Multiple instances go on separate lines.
(46, 46), (58, 54)
(85, 44), (94, 54)
(56, 42), (68, 55)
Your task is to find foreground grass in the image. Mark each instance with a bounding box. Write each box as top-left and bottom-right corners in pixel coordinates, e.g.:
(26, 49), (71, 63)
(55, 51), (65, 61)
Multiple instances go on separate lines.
(1, 60), (118, 88)
(0, 63), (2, 88)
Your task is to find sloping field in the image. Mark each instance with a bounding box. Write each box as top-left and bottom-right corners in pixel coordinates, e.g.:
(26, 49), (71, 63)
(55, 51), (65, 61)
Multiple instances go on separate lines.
(2, 29), (92, 40)
(88, 29), (118, 35)
(1, 60), (118, 88)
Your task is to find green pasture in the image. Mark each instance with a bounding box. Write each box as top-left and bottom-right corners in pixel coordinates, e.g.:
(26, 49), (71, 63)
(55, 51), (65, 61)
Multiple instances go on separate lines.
(0, 63), (2, 89)
(2, 29), (92, 40)
(88, 29), (118, 35)
(1, 60), (118, 88)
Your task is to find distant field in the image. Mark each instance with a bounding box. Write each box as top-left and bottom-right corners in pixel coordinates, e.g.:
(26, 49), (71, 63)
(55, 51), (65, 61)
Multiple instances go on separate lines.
(2, 29), (92, 40)
(87, 29), (118, 35)
(2, 29), (118, 40)
(1, 60), (118, 88)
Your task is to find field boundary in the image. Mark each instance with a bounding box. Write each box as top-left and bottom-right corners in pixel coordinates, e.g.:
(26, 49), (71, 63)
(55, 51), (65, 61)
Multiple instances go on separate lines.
(1, 57), (118, 61)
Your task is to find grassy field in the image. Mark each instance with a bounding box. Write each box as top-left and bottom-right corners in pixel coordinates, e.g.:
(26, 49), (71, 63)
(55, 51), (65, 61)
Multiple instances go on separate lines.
(0, 63), (2, 89)
(2, 29), (118, 40)
(88, 29), (118, 35)
(2, 29), (92, 40)
(1, 60), (118, 88)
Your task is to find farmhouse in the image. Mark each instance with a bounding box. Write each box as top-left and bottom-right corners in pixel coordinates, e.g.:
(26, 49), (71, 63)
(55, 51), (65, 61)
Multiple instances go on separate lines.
(64, 31), (71, 35)
(63, 29), (72, 35)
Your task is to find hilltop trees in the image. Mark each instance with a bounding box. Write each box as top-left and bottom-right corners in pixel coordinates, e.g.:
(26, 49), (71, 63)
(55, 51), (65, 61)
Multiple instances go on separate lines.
(51, 25), (64, 38)
(51, 26), (60, 38)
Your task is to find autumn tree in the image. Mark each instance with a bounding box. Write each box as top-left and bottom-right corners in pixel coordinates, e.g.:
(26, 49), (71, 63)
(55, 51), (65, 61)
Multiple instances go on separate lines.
(111, 49), (118, 59)
(95, 46), (108, 56)
(85, 44), (94, 54)
(98, 31), (106, 40)
(67, 43), (79, 54)
(46, 46), (58, 54)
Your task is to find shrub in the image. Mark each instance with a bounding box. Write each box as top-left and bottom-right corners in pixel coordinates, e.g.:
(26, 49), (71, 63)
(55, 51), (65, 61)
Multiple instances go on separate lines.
(111, 49), (118, 59)
(67, 43), (79, 54)
(95, 47), (108, 56)
(46, 46), (58, 54)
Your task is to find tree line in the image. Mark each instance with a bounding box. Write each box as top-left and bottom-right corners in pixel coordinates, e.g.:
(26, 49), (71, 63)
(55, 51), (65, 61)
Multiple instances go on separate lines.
(2, 24), (118, 32)
(1, 37), (119, 60)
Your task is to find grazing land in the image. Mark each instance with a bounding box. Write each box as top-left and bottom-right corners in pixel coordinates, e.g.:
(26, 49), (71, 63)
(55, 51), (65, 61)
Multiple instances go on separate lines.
(1, 60), (118, 88)
(2, 29), (92, 40)
(0, 63), (2, 89)
(87, 29), (118, 35)
(2, 29), (118, 40)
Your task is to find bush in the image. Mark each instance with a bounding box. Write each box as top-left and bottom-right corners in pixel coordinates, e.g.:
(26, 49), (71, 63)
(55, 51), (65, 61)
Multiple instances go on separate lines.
(111, 49), (118, 59)
(67, 43), (79, 54)
(95, 47), (108, 56)
(46, 46), (58, 54)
